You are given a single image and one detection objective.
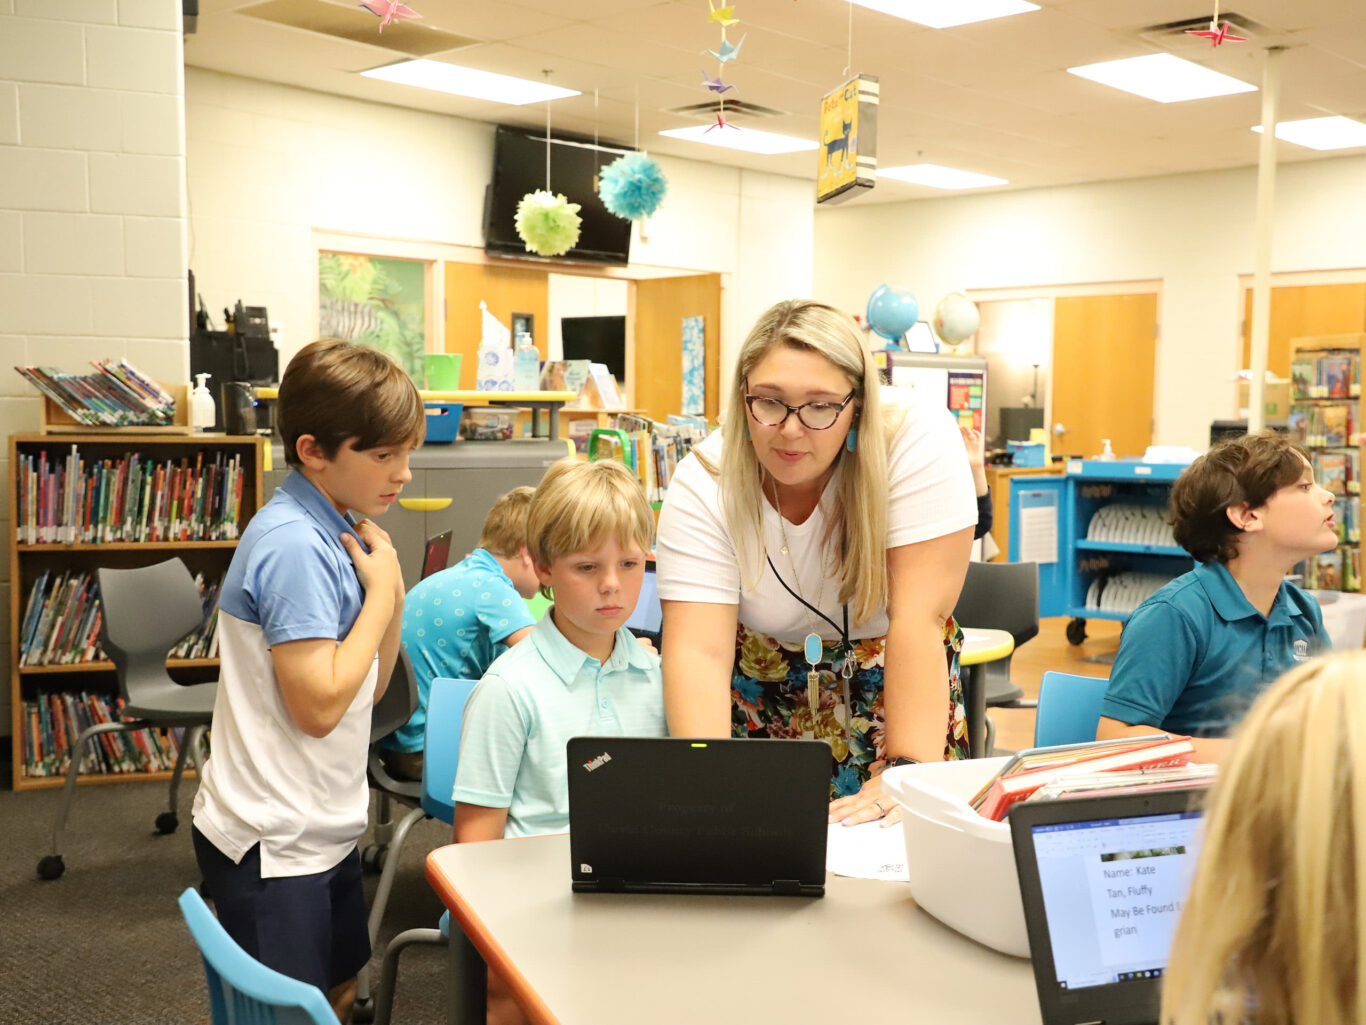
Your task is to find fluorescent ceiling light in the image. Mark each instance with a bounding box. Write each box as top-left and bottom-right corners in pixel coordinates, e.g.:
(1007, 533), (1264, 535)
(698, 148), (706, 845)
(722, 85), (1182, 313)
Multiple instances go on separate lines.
(879, 163), (1008, 189)
(361, 60), (580, 105)
(846, 0), (1039, 29)
(1252, 116), (1366, 150)
(1067, 53), (1256, 103)
(658, 125), (817, 155)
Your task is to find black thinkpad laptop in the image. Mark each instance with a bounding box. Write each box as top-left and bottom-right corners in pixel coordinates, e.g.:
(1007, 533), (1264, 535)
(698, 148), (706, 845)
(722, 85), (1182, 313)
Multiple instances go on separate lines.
(567, 737), (830, 897)
(1009, 788), (1209, 1025)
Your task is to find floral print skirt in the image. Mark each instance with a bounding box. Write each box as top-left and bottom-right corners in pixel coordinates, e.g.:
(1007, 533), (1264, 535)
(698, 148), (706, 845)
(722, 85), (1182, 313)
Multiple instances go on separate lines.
(731, 615), (969, 798)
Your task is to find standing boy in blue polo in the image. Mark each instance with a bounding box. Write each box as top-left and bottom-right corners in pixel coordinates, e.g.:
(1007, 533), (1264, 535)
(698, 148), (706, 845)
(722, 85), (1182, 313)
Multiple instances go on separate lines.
(379, 486), (540, 781)
(191, 339), (422, 1021)
(1098, 432), (1336, 762)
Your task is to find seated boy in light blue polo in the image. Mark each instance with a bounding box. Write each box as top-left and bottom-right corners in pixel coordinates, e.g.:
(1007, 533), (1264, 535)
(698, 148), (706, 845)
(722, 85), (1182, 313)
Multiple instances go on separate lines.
(1098, 432), (1335, 763)
(379, 487), (540, 781)
(452, 458), (666, 842)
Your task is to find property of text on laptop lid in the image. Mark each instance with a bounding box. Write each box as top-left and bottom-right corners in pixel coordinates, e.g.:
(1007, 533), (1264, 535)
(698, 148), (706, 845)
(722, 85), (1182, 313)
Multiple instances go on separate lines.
(1009, 788), (1207, 1025)
(567, 737), (830, 897)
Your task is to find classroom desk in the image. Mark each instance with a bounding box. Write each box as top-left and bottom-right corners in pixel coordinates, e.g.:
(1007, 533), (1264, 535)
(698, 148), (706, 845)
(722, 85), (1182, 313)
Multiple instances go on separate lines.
(426, 833), (1041, 1025)
(961, 627), (1016, 759)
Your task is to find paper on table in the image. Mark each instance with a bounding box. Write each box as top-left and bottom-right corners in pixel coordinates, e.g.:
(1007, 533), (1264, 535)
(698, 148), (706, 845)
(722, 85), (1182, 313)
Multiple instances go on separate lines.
(825, 821), (909, 882)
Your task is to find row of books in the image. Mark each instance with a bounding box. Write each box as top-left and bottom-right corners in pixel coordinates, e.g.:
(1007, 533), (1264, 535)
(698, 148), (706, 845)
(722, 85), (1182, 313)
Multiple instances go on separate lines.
(18, 570), (222, 667)
(14, 359), (177, 426)
(1305, 546), (1361, 592)
(20, 691), (188, 777)
(1290, 351), (1361, 401)
(580, 414), (710, 505)
(15, 446), (247, 543)
(1288, 402), (1359, 448)
(1333, 496), (1362, 545)
(969, 736), (1209, 821)
(1313, 449), (1361, 497)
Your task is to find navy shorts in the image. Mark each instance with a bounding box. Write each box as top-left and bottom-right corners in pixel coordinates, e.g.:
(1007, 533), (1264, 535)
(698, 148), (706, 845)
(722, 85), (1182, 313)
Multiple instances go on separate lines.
(192, 827), (370, 994)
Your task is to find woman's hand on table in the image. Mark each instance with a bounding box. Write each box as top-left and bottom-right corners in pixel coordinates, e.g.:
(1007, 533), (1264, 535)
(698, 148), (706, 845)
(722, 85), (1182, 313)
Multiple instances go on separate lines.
(829, 773), (901, 829)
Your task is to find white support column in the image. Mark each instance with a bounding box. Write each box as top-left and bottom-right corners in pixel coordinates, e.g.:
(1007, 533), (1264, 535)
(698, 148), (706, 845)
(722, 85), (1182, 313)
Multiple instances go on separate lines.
(1247, 47), (1283, 433)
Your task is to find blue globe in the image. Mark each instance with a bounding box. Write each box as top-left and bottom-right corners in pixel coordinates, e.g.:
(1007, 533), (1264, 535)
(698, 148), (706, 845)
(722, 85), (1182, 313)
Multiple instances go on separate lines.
(866, 284), (919, 342)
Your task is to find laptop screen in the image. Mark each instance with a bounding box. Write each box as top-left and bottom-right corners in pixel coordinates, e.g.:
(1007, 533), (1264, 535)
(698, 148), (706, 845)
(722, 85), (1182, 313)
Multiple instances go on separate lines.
(421, 531), (453, 580)
(625, 563), (662, 633)
(1031, 810), (1204, 991)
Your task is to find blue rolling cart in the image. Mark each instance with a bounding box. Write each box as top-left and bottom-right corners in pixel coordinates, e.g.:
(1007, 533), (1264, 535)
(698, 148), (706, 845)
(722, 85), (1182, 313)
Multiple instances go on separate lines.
(1009, 459), (1195, 645)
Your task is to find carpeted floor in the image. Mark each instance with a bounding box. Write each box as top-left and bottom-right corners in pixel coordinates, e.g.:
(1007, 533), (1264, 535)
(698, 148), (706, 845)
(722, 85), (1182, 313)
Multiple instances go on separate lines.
(0, 767), (457, 1025)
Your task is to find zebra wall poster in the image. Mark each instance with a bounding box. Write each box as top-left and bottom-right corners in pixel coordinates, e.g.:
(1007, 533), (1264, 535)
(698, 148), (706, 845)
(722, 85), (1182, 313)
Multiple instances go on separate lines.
(816, 74), (879, 205)
(318, 252), (428, 382)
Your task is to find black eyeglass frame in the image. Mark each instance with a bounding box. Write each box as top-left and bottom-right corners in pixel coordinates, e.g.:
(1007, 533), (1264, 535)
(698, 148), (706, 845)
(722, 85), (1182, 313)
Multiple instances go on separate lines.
(742, 387), (858, 431)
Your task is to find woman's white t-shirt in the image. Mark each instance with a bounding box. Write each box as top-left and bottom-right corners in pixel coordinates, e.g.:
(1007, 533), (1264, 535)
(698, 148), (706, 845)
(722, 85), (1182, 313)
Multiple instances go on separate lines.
(655, 386), (977, 643)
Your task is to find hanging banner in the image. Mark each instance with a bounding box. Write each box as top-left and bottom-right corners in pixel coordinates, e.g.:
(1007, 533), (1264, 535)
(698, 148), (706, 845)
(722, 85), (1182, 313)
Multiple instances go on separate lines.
(817, 73), (879, 205)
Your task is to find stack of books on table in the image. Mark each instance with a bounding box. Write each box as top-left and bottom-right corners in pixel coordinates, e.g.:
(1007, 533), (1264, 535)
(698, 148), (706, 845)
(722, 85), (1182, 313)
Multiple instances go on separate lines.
(14, 359), (176, 427)
(970, 736), (1210, 821)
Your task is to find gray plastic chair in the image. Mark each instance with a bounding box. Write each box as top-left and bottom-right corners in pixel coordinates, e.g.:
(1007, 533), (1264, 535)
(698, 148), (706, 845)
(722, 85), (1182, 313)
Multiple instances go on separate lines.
(36, 558), (216, 880)
(952, 561), (1040, 756)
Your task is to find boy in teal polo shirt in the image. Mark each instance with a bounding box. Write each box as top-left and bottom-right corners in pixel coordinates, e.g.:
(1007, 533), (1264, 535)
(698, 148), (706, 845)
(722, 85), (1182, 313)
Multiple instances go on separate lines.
(380, 487), (539, 781)
(452, 458), (666, 842)
(1098, 432), (1336, 762)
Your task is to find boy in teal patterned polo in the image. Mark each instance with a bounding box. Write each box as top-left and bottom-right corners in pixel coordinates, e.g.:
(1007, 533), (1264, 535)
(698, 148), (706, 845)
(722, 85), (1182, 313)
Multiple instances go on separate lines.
(380, 487), (539, 781)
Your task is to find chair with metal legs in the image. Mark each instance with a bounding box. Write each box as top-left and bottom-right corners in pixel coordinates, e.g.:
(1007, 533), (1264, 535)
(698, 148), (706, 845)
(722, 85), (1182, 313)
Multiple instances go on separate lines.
(36, 558), (216, 880)
(373, 675), (479, 1025)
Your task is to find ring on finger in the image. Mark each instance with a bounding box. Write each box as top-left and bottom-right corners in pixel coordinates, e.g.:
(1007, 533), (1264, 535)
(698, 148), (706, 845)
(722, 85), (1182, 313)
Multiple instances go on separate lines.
(873, 800), (886, 818)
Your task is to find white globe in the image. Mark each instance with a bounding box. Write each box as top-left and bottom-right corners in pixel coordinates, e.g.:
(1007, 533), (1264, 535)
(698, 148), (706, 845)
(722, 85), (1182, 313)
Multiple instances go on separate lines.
(933, 293), (980, 344)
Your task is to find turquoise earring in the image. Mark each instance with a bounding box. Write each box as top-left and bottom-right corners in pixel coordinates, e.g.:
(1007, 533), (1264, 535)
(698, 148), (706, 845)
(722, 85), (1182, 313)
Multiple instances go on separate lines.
(845, 428), (858, 453)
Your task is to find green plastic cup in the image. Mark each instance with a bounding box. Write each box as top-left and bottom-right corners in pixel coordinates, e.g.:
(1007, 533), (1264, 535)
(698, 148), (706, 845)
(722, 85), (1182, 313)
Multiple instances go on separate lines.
(426, 353), (463, 391)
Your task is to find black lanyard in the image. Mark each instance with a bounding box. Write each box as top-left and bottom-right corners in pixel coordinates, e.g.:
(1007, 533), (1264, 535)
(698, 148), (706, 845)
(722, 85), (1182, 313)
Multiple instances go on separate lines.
(765, 554), (852, 676)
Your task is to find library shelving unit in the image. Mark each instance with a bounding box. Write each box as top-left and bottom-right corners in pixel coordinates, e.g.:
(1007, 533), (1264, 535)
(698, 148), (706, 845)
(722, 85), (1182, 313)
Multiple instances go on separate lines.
(1009, 459), (1195, 646)
(8, 432), (264, 791)
(1288, 332), (1365, 592)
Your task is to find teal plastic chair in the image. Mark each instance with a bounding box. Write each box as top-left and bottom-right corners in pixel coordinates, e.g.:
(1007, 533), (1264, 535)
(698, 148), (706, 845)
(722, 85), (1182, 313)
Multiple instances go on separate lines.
(1033, 671), (1110, 748)
(374, 676), (480, 1025)
(178, 887), (336, 1025)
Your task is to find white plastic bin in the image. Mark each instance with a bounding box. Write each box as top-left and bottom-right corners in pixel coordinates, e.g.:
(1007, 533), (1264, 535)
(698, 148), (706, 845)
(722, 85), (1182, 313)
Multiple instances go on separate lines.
(882, 757), (1030, 958)
(1307, 590), (1366, 651)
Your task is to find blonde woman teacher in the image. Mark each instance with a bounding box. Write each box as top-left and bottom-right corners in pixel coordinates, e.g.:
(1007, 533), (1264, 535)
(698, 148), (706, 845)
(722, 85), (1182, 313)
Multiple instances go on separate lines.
(656, 300), (977, 827)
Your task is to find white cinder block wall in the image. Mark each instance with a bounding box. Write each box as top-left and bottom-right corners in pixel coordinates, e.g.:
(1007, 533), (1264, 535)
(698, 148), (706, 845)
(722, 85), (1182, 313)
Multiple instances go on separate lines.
(0, 0), (190, 738)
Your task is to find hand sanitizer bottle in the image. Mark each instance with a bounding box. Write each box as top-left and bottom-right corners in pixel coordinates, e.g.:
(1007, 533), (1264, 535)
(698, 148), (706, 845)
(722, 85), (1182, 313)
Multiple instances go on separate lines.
(1098, 438), (1116, 461)
(513, 330), (540, 392)
(192, 373), (216, 431)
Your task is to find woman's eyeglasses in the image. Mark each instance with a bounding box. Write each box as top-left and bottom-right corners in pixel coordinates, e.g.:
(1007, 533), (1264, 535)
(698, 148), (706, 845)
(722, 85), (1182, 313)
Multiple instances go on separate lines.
(743, 390), (856, 431)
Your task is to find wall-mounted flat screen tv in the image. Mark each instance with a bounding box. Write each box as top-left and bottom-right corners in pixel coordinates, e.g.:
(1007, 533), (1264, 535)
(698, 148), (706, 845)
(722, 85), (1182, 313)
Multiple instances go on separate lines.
(484, 124), (633, 266)
(561, 315), (626, 381)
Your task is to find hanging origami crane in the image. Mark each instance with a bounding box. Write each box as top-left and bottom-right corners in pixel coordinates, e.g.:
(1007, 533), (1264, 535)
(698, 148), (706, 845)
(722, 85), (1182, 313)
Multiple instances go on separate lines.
(708, 0), (739, 27)
(705, 34), (745, 63)
(1185, 19), (1247, 45)
(358, 0), (421, 32)
(705, 111), (740, 132)
(701, 72), (736, 94)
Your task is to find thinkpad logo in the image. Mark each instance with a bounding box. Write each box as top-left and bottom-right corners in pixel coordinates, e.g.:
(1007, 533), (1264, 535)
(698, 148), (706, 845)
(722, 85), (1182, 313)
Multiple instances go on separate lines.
(582, 752), (612, 772)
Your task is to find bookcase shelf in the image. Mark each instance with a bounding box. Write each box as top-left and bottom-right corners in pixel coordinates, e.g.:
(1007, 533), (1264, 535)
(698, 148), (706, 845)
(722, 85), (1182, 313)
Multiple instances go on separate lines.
(8, 432), (264, 792)
(1288, 333), (1366, 592)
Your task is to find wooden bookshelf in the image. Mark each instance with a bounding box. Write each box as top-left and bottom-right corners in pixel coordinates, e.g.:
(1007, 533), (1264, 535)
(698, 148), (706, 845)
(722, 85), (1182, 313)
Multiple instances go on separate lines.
(8, 432), (264, 791)
(1288, 333), (1366, 592)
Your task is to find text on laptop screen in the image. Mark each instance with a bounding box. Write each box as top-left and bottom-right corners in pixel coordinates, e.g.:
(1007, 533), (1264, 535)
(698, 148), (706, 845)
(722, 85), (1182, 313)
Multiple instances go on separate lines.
(1032, 811), (1203, 991)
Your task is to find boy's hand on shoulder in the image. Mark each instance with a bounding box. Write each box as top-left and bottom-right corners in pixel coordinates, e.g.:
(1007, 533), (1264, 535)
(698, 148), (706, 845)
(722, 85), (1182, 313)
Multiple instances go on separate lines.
(635, 635), (657, 655)
(353, 518), (406, 602)
(342, 521), (401, 603)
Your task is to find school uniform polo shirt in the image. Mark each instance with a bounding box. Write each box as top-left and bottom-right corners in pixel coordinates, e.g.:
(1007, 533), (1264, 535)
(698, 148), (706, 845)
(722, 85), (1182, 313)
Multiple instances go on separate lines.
(386, 549), (536, 754)
(192, 469), (379, 877)
(452, 611), (666, 838)
(1101, 561), (1330, 738)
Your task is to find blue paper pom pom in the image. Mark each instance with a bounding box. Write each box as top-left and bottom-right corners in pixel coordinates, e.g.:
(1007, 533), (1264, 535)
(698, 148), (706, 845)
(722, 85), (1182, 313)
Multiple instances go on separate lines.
(598, 151), (668, 221)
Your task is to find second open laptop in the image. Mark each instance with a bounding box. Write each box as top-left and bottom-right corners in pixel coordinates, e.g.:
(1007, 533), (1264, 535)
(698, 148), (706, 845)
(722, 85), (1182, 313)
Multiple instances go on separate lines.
(567, 737), (830, 897)
(1009, 786), (1209, 1025)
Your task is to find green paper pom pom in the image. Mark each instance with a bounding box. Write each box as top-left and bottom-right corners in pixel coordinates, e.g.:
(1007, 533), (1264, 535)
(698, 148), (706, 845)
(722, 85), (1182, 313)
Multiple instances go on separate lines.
(515, 190), (582, 257)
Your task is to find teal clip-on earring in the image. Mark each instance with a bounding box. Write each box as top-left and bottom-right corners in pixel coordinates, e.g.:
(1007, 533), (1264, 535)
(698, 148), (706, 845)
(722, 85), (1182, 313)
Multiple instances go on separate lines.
(845, 427), (858, 453)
